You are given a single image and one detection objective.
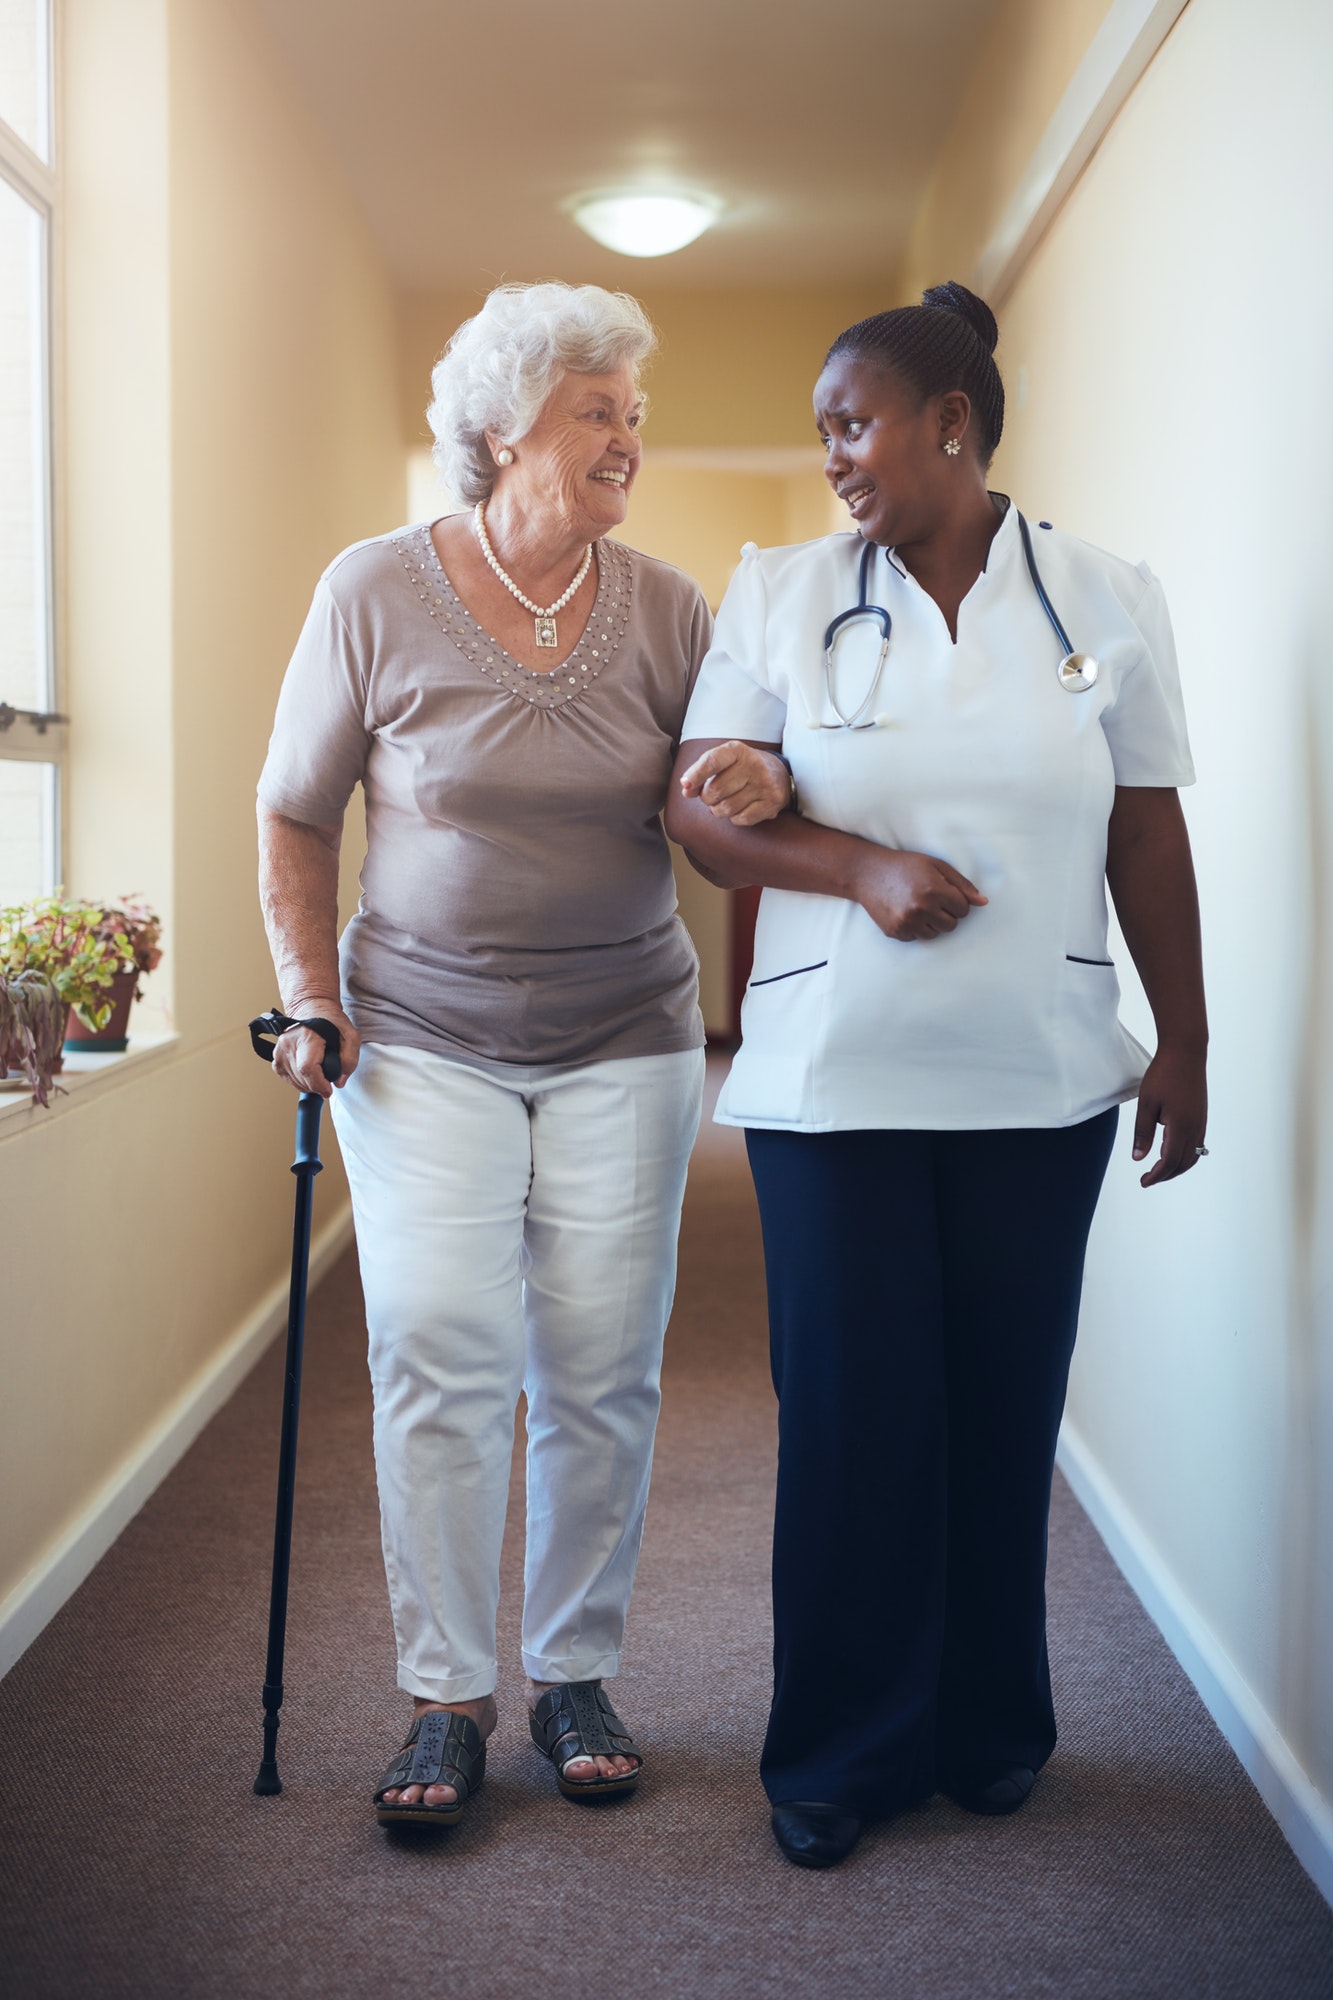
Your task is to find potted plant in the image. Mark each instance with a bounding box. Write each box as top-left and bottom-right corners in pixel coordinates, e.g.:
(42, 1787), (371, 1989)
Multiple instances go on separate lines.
(62, 896), (163, 1053)
(0, 969), (65, 1106)
(0, 894), (134, 1065)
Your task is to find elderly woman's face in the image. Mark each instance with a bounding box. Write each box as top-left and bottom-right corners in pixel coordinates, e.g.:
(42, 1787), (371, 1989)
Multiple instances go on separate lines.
(506, 365), (644, 536)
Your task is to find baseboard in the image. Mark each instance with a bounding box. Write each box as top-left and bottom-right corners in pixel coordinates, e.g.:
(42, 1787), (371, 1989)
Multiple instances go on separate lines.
(1057, 1421), (1333, 1909)
(0, 1204), (356, 1681)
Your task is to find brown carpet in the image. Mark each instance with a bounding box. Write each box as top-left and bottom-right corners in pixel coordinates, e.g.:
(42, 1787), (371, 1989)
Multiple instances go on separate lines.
(2, 1068), (1331, 2000)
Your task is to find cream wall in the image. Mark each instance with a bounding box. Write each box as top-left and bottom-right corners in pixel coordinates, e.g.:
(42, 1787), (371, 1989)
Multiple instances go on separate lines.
(398, 285), (884, 454)
(921, 0), (1333, 1890)
(626, 459), (839, 610)
(0, 0), (404, 1647)
(897, 0), (1114, 302)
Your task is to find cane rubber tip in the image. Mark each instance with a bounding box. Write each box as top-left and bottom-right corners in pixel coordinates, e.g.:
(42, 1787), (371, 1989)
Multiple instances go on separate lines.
(253, 1764), (283, 1796)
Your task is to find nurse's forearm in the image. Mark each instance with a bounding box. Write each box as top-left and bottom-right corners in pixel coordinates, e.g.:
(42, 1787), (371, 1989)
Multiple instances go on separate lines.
(667, 742), (987, 942)
(1105, 786), (1208, 1051)
(666, 782), (872, 899)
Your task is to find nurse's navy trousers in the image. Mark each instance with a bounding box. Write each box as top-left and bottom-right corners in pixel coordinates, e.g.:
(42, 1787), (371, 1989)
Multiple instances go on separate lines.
(745, 1108), (1118, 1816)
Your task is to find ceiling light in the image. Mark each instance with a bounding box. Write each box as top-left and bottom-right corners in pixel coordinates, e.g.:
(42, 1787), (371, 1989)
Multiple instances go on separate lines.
(567, 190), (723, 258)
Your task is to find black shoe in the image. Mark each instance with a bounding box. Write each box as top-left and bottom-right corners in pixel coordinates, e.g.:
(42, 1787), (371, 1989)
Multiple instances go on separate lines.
(940, 1764), (1036, 1816)
(771, 1800), (864, 1869)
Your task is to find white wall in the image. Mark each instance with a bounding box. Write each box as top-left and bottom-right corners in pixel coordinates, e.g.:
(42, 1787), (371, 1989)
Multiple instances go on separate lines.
(990, 0), (1333, 1892)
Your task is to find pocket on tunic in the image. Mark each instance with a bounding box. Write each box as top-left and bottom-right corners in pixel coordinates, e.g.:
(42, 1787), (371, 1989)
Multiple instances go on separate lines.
(1056, 953), (1147, 1118)
(747, 958), (829, 989)
(719, 957), (832, 1126)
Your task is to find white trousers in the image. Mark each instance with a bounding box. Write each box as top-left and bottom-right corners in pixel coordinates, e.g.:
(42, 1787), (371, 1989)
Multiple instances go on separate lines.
(331, 1041), (705, 1701)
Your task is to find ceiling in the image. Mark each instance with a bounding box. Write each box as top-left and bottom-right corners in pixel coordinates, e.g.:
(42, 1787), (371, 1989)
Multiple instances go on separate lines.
(250, 0), (1004, 294)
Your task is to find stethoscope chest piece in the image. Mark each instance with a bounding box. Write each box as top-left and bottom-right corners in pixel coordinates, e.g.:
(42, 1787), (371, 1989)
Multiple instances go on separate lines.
(1016, 511), (1101, 695)
(812, 538), (894, 729)
(1058, 652), (1099, 693)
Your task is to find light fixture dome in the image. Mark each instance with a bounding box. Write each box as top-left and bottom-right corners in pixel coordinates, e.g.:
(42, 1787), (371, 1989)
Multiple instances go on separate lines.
(567, 190), (722, 259)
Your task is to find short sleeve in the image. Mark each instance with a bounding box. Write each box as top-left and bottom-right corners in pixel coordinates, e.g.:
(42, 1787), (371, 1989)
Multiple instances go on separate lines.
(1101, 570), (1196, 787)
(257, 574), (371, 822)
(680, 545), (788, 743)
(681, 586), (714, 710)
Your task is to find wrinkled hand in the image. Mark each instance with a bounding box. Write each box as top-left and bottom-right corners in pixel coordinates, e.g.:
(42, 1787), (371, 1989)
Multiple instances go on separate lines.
(1132, 1044), (1208, 1187)
(678, 741), (793, 827)
(854, 848), (988, 942)
(271, 998), (361, 1099)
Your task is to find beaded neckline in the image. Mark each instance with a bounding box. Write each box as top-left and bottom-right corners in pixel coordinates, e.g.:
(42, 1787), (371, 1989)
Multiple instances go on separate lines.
(395, 522), (634, 712)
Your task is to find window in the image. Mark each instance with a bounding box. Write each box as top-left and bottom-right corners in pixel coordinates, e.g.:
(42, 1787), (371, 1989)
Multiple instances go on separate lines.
(0, 0), (59, 906)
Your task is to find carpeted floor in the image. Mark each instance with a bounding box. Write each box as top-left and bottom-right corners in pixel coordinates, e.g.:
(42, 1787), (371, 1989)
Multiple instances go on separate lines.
(2, 1071), (1331, 2000)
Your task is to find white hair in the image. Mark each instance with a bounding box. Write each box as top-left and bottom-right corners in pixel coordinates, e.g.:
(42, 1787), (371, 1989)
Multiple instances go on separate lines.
(426, 282), (657, 505)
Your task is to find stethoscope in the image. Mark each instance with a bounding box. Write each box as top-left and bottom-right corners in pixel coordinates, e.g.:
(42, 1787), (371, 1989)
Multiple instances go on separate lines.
(810, 512), (1100, 730)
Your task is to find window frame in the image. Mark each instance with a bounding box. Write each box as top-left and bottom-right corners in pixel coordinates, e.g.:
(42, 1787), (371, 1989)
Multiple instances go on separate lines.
(0, 0), (63, 894)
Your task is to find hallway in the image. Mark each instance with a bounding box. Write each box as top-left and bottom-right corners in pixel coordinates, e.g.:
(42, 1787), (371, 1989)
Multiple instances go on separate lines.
(1, 1075), (1328, 2000)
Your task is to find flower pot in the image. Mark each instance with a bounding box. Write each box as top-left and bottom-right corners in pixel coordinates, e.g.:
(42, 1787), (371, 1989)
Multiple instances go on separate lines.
(64, 968), (138, 1054)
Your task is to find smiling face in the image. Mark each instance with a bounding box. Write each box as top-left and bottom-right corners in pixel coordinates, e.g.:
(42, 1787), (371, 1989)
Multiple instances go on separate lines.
(491, 365), (644, 543)
(815, 351), (971, 549)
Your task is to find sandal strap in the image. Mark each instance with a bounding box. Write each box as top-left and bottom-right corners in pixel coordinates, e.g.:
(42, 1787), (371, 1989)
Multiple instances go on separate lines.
(373, 1710), (485, 1803)
(529, 1681), (642, 1773)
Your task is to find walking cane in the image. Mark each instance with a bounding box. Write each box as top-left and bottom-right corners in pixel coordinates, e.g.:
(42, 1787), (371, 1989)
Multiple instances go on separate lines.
(246, 1007), (343, 1796)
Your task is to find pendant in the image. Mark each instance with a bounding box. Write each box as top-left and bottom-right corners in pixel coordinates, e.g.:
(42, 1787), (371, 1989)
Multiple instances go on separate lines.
(535, 616), (558, 649)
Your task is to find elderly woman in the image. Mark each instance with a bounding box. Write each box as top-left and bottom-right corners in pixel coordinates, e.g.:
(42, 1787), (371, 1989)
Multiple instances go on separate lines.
(257, 282), (787, 1826)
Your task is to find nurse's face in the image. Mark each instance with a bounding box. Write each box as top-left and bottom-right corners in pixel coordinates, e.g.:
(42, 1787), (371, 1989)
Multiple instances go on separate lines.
(815, 353), (964, 548)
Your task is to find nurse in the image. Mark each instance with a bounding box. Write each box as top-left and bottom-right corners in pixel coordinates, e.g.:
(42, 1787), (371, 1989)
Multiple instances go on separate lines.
(664, 281), (1207, 1869)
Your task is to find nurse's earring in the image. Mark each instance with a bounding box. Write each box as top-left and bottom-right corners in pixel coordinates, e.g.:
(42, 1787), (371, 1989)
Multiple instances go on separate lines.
(943, 438), (962, 457)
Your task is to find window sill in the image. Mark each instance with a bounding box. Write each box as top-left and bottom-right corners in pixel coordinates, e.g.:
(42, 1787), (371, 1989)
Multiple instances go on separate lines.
(0, 1032), (180, 1133)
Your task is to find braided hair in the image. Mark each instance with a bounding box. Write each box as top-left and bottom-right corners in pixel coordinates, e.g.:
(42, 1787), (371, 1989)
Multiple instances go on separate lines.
(825, 281), (1005, 465)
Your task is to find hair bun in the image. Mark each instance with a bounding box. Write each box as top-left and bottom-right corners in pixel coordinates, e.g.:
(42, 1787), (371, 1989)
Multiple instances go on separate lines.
(920, 280), (998, 355)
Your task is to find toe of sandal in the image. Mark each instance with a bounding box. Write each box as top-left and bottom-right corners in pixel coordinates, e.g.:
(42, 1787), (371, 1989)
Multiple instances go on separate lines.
(373, 1709), (487, 1825)
(529, 1681), (643, 1799)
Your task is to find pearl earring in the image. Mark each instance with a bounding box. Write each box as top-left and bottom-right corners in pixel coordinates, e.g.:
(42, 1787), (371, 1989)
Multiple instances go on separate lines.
(496, 448), (514, 466)
(943, 438), (962, 457)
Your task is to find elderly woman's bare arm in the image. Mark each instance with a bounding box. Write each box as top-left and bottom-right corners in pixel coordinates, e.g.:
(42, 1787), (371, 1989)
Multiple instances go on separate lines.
(677, 739), (793, 828)
(257, 802), (361, 1095)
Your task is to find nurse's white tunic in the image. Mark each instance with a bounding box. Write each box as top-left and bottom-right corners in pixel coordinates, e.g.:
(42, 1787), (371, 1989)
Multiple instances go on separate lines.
(680, 507), (1195, 1133)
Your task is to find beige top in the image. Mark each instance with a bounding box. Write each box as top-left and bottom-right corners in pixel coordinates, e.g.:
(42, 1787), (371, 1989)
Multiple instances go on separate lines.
(258, 522), (712, 1066)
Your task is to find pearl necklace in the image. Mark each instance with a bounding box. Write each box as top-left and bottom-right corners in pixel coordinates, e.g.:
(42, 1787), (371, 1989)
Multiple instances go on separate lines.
(474, 501), (593, 650)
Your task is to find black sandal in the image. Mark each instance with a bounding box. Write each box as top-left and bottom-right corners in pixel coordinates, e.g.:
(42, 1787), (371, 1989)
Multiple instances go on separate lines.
(528, 1681), (643, 1799)
(373, 1709), (487, 1826)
